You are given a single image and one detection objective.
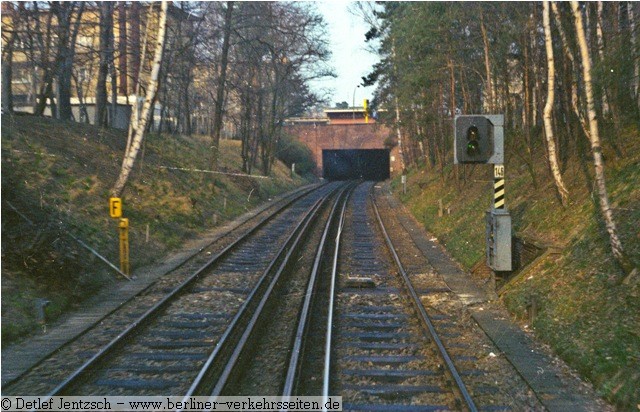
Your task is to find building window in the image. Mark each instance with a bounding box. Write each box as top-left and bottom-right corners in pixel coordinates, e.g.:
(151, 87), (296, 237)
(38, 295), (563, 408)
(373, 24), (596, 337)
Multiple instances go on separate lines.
(12, 67), (31, 84)
(15, 38), (28, 51)
(77, 35), (93, 50)
(77, 67), (89, 83)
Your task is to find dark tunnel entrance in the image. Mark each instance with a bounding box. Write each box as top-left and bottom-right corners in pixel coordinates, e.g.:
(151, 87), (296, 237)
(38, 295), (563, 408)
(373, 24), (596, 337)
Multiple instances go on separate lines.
(322, 149), (390, 180)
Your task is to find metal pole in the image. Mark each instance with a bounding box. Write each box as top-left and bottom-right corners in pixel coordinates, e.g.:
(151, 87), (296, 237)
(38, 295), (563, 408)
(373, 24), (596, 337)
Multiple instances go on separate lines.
(352, 85), (359, 120)
(119, 218), (130, 276)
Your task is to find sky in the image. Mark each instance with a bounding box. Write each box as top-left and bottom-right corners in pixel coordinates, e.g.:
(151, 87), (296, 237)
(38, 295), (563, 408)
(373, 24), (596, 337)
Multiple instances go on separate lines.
(309, 1), (380, 108)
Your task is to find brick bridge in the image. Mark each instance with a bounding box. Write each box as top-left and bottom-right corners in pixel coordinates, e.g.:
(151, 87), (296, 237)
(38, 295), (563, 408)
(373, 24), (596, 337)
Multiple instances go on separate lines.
(283, 108), (401, 177)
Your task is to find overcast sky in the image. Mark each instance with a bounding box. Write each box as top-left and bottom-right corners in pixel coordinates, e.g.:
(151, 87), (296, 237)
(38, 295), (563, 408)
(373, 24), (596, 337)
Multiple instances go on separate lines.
(309, 1), (379, 108)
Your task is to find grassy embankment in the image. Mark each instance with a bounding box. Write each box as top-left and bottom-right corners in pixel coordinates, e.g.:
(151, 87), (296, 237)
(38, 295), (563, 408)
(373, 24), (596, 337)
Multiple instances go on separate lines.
(392, 125), (639, 409)
(1, 115), (314, 344)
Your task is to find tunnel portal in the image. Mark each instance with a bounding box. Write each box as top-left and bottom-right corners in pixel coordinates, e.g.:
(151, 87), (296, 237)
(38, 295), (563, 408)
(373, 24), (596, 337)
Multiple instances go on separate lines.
(322, 149), (390, 180)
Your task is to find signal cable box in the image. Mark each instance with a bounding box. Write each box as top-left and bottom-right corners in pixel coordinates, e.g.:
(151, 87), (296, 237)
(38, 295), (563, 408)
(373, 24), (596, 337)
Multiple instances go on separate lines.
(486, 208), (512, 271)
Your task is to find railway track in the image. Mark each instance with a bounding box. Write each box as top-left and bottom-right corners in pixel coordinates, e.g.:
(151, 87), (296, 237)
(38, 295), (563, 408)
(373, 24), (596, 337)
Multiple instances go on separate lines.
(1, 183), (320, 390)
(325, 182), (466, 410)
(5, 181), (542, 411)
(368, 186), (542, 410)
(288, 182), (541, 410)
(2, 182), (342, 396)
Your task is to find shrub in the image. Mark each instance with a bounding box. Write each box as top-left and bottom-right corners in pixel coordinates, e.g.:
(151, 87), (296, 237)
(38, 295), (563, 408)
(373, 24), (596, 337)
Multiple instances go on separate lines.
(275, 133), (316, 176)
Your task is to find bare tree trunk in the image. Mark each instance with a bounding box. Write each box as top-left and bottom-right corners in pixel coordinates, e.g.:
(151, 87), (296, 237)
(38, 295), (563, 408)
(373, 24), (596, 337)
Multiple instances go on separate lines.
(437, 83), (446, 181)
(53, 2), (73, 121)
(595, 1), (611, 116)
(480, 10), (495, 113)
(630, 2), (640, 111)
(389, 40), (406, 172)
(72, 72), (90, 123)
(95, 2), (112, 127)
(130, 2), (141, 93)
(543, 1), (569, 206)
(50, 2), (84, 121)
(1, 5), (19, 114)
(2, 44), (14, 114)
(503, 60), (511, 128)
(522, 25), (539, 188)
(459, 65), (470, 114)
(393, 95), (405, 172)
(571, 1), (631, 274)
(112, 1), (169, 197)
(211, 1), (234, 170)
(183, 80), (192, 135)
(523, 34), (531, 135)
(31, 4), (54, 116)
(126, 4), (152, 154)
(118, 1), (128, 96)
(110, 18), (118, 128)
(552, 2), (592, 141)
(34, 77), (55, 117)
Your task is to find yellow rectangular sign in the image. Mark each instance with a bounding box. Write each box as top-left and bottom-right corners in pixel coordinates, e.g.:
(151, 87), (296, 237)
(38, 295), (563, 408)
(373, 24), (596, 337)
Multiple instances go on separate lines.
(109, 197), (122, 218)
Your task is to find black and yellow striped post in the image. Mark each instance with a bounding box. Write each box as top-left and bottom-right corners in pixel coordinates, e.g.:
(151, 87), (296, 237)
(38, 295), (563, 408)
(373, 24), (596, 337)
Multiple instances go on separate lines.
(493, 164), (505, 209)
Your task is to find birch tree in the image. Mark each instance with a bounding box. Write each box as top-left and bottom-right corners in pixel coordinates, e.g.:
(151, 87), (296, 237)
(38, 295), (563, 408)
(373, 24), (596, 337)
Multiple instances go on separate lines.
(571, 1), (631, 274)
(111, 1), (169, 197)
(551, 2), (591, 141)
(542, 1), (569, 206)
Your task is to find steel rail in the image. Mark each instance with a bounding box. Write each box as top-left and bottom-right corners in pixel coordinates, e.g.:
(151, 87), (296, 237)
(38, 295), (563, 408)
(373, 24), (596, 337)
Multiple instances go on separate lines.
(321, 181), (352, 409)
(370, 191), (478, 412)
(206, 192), (335, 397)
(281, 183), (354, 398)
(6, 184), (320, 392)
(41, 184), (331, 398)
(184, 183), (346, 399)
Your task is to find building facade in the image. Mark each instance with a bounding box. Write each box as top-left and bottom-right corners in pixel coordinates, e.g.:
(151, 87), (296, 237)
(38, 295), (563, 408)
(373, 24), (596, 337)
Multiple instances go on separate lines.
(1, 2), (196, 130)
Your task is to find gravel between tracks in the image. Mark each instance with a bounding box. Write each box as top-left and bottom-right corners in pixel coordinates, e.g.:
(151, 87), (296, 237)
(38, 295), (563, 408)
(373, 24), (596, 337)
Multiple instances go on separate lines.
(375, 182), (613, 412)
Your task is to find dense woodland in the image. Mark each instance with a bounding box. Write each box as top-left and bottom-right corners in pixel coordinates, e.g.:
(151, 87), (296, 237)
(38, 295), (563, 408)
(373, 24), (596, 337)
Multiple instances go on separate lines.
(357, 1), (639, 275)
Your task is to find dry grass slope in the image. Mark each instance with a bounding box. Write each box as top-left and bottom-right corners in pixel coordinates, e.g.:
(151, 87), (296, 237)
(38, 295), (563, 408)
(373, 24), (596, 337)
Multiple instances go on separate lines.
(1, 115), (312, 344)
(393, 125), (639, 409)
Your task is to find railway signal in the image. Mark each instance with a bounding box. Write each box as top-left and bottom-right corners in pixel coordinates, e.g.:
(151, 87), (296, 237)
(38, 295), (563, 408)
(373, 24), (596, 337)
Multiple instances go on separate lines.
(466, 125), (481, 157)
(454, 115), (511, 271)
(454, 115), (504, 165)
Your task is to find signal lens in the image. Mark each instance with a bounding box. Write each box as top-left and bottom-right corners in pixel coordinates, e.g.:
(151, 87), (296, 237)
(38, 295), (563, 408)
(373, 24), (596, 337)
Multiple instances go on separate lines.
(466, 126), (480, 156)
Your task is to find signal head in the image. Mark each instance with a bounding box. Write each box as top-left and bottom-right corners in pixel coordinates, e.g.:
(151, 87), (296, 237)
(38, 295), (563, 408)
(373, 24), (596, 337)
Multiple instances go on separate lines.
(455, 116), (494, 164)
